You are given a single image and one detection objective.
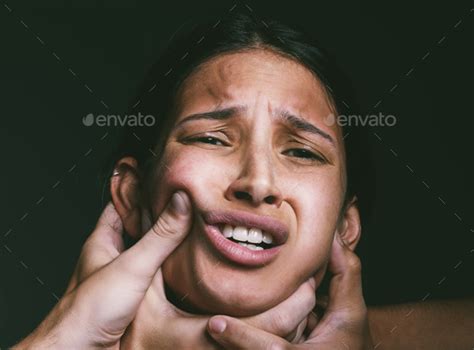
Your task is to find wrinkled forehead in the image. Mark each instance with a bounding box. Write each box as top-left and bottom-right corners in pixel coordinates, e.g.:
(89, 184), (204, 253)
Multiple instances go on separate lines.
(173, 49), (344, 142)
(175, 50), (329, 113)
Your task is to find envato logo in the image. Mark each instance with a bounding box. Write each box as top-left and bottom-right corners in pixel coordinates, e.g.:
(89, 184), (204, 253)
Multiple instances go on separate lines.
(324, 112), (397, 127)
(82, 113), (155, 127)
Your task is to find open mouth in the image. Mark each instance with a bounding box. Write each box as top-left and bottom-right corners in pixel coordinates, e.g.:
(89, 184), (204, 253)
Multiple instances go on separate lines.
(217, 224), (276, 251)
(200, 210), (287, 266)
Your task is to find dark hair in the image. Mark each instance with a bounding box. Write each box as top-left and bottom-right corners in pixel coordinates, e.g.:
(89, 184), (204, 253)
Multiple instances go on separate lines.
(106, 10), (374, 224)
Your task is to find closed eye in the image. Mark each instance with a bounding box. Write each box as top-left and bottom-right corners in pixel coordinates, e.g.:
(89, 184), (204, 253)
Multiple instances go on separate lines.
(186, 136), (228, 146)
(283, 148), (326, 163)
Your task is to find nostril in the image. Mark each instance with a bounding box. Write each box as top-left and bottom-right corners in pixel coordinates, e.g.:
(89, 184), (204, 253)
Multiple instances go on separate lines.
(235, 191), (252, 201)
(264, 195), (276, 204)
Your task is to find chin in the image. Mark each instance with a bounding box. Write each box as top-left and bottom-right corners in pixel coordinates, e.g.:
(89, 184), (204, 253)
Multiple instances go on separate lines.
(194, 277), (280, 316)
(162, 232), (295, 317)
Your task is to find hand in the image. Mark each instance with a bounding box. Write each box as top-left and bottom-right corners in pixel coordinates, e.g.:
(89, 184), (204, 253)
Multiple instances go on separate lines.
(206, 233), (373, 349)
(120, 274), (317, 349)
(16, 191), (193, 349)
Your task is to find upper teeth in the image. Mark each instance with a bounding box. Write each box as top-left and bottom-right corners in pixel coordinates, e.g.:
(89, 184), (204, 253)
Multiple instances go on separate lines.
(222, 225), (273, 244)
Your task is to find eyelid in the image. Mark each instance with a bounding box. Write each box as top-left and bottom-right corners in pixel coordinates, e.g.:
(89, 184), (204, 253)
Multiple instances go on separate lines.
(180, 132), (331, 164)
(284, 148), (328, 164)
(183, 133), (230, 146)
(284, 137), (332, 163)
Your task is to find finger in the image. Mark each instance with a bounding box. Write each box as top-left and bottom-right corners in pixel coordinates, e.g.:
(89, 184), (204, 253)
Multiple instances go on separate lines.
(109, 190), (192, 291)
(245, 278), (316, 338)
(308, 293), (327, 330)
(77, 202), (124, 266)
(65, 202), (124, 293)
(304, 311), (319, 335)
(286, 317), (307, 343)
(307, 234), (366, 340)
(208, 316), (289, 350)
(73, 191), (192, 333)
(326, 234), (364, 312)
(89, 201), (125, 253)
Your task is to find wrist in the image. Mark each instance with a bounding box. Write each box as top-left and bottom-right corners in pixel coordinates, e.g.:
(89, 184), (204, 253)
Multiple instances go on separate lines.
(367, 306), (386, 347)
(15, 296), (95, 350)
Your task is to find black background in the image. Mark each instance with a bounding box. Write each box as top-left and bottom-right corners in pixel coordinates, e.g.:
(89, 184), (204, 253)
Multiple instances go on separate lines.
(0, 1), (472, 346)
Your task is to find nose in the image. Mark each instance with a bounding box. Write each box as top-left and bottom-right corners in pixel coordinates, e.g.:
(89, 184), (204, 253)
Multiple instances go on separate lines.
(225, 152), (283, 208)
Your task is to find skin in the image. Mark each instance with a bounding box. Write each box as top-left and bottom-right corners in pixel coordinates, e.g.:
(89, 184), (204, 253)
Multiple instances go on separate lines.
(15, 193), (194, 349)
(112, 48), (362, 317)
(13, 46), (471, 350)
(14, 196), (372, 350)
(207, 233), (372, 349)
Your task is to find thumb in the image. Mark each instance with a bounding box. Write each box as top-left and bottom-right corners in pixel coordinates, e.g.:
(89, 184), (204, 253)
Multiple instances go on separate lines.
(110, 191), (192, 288)
(308, 234), (366, 340)
(62, 191), (192, 343)
(326, 233), (364, 311)
(208, 316), (288, 350)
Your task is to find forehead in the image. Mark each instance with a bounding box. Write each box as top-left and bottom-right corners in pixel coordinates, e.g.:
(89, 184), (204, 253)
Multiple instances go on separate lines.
(174, 49), (342, 139)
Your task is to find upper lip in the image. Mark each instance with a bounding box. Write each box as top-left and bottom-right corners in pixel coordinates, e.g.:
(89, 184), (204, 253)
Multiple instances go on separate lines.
(202, 209), (289, 245)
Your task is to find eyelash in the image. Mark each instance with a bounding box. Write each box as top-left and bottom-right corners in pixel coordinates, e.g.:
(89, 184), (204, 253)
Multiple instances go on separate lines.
(187, 136), (228, 146)
(186, 136), (326, 163)
(283, 148), (326, 163)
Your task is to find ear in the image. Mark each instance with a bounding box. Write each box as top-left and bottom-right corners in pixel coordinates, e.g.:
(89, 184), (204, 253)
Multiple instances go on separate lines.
(336, 196), (361, 251)
(110, 157), (146, 239)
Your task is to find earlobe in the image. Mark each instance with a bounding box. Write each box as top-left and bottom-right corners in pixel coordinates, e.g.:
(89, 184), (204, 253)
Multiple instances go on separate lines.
(110, 157), (143, 239)
(337, 196), (361, 251)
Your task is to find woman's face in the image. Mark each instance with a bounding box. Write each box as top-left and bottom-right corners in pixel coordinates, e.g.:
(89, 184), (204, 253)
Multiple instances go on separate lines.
(148, 49), (348, 316)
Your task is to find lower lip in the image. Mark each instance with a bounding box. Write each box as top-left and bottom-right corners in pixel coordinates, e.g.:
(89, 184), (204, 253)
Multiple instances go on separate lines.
(203, 222), (281, 267)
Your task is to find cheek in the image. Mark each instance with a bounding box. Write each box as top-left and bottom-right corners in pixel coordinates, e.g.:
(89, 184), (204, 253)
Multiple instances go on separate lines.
(286, 171), (343, 273)
(293, 165), (345, 226)
(150, 146), (225, 214)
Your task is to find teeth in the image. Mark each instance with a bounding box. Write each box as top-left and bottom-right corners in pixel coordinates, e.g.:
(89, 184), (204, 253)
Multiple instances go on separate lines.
(247, 228), (263, 244)
(239, 243), (264, 251)
(223, 224), (233, 238)
(262, 232), (273, 244)
(233, 226), (248, 242)
(219, 224), (274, 247)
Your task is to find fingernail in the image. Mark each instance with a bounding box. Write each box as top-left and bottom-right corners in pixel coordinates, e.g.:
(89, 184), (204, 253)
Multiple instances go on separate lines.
(209, 317), (227, 334)
(171, 191), (189, 214)
(308, 277), (316, 288)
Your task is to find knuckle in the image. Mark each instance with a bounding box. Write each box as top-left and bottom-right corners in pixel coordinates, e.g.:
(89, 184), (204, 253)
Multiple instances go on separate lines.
(346, 254), (362, 273)
(153, 213), (180, 238)
(285, 319), (307, 343)
(270, 312), (293, 336)
(358, 304), (368, 318)
(303, 284), (317, 309)
(345, 303), (369, 324)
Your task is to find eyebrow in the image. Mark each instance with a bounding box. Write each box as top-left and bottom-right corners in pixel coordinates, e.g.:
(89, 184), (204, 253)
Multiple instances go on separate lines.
(175, 106), (244, 129)
(175, 105), (335, 146)
(274, 108), (335, 145)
